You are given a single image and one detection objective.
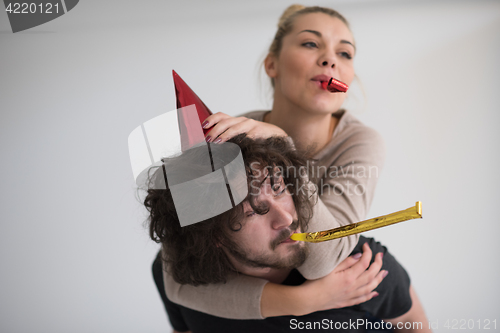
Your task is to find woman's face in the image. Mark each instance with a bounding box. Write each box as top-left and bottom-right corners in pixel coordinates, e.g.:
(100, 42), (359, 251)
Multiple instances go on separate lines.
(266, 13), (356, 115)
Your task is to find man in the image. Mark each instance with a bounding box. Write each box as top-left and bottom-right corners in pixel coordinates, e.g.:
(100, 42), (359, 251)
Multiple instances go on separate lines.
(147, 135), (425, 333)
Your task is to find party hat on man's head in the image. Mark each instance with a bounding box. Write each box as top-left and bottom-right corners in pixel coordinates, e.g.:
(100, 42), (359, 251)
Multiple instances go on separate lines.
(128, 71), (247, 227)
(173, 70), (212, 136)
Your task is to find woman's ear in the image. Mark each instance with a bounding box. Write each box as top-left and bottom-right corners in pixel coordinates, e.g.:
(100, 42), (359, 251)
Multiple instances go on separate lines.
(264, 53), (278, 78)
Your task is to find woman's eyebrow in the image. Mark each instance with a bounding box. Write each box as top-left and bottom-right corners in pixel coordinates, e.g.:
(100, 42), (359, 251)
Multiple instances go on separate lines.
(340, 40), (356, 51)
(297, 29), (356, 51)
(298, 29), (322, 37)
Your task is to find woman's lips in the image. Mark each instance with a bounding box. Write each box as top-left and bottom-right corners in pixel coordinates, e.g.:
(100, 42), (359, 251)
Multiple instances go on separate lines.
(311, 80), (329, 90)
(312, 74), (331, 82)
(311, 75), (348, 92)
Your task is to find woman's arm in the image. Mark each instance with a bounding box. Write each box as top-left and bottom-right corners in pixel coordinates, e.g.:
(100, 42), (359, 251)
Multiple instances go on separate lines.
(162, 242), (385, 319)
(162, 257), (268, 319)
(297, 125), (386, 279)
(262, 242), (386, 317)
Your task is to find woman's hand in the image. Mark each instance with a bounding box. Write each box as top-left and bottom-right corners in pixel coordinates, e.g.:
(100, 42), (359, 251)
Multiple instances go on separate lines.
(298, 242), (387, 315)
(202, 112), (287, 143)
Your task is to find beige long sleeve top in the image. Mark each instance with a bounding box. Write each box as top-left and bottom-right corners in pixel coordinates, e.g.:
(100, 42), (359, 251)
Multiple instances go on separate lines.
(162, 109), (386, 319)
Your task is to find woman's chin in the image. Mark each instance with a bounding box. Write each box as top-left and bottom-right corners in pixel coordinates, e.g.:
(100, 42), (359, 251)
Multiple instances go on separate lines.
(308, 97), (345, 114)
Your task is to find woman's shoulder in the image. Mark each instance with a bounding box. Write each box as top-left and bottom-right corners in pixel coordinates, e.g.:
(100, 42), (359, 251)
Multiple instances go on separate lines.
(316, 110), (386, 162)
(333, 110), (384, 145)
(238, 110), (269, 121)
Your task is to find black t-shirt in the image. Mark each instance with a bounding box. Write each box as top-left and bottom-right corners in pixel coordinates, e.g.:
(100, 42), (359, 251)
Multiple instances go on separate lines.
(152, 237), (411, 333)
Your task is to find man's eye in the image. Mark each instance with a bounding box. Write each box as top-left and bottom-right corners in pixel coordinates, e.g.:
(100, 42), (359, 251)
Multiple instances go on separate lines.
(302, 41), (318, 48)
(272, 185), (286, 196)
(246, 211), (256, 217)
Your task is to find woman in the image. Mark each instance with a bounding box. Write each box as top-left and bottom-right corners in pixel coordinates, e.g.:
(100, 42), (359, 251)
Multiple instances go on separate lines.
(160, 4), (430, 330)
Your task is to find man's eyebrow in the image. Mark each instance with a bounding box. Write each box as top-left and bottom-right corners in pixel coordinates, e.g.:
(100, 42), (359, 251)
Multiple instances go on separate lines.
(297, 29), (356, 51)
(259, 172), (270, 188)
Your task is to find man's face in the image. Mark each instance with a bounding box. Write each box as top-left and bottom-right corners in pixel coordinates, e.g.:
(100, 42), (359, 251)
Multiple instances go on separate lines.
(224, 167), (308, 270)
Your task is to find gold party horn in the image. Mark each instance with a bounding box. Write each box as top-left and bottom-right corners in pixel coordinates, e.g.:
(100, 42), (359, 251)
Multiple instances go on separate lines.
(291, 201), (422, 243)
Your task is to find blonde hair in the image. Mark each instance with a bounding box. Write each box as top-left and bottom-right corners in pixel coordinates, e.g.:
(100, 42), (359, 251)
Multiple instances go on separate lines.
(269, 5), (351, 58)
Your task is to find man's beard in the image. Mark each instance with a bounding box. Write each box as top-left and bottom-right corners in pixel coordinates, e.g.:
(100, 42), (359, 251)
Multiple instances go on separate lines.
(224, 220), (309, 270)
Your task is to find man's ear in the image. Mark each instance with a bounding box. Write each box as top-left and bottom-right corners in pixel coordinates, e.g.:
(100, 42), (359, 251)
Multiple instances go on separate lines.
(264, 53), (278, 79)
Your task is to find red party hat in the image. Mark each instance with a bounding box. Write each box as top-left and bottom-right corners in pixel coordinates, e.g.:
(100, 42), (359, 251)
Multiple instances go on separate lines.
(173, 70), (212, 134)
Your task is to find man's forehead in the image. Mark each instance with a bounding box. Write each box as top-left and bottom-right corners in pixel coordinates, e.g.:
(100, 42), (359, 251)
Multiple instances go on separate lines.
(248, 165), (284, 197)
(249, 163), (282, 183)
(243, 164), (285, 207)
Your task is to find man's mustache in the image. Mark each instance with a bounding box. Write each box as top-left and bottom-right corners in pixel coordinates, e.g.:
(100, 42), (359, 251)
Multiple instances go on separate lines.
(270, 219), (300, 250)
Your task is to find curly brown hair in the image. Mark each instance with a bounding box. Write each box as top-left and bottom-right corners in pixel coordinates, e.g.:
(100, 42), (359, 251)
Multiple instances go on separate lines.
(144, 134), (315, 286)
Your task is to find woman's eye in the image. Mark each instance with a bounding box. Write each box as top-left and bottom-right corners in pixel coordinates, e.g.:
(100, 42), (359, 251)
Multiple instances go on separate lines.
(339, 52), (352, 60)
(302, 41), (318, 48)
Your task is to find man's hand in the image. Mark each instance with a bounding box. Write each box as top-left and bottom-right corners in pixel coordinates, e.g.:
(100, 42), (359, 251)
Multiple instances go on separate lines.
(202, 112), (287, 143)
(299, 242), (387, 314)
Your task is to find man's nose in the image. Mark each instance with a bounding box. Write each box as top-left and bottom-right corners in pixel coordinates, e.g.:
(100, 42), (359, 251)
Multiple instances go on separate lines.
(268, 200), (294, 230)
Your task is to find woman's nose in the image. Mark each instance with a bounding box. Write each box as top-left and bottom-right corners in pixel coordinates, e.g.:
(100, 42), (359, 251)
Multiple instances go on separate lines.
(321, 60), (335, 68)
(319, 51), (336, 68)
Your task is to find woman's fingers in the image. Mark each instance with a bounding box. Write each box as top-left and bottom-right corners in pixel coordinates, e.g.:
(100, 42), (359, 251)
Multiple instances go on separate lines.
(202, 112), (288, 143)
(352, 240), (385, 288)
(357, 251), (384, 285)
(333, 252), (363, 272)
(347, 243), (373, 278)
(201, 112), (231, 130)
(354, 267), (387, 297)
(340, 263), (387, 308)
(204, 116), (248, 142)
(310, 243), (388, 311)
(212, 118), (258, 143)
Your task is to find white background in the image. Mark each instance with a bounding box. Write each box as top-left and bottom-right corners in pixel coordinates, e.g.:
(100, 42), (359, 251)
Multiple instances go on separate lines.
(1, 0), (499, 332)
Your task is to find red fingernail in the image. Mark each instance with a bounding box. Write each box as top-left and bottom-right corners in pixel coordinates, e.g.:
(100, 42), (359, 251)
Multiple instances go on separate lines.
(202, 120), (209, 128)
(380, 252), (384, 259)
(352, 253), (362, 260)
(205, 136), (211, 142)
(382, 270), (389, 278)
(373, 292), (379, 297)
(214, 138), (222, 144)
